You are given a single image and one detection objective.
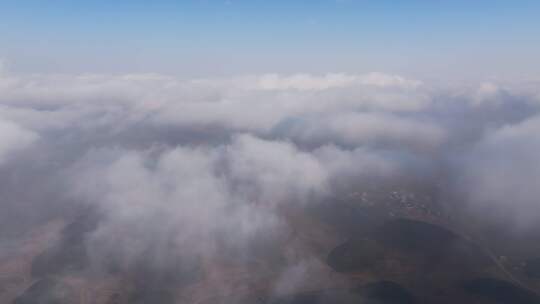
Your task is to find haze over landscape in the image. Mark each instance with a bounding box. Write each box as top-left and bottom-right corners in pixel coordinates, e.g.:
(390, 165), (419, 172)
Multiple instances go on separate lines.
(1, 1), (540, 303)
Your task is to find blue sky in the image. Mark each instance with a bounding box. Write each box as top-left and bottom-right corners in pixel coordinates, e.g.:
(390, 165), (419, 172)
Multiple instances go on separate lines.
(1, 0), (539, 79)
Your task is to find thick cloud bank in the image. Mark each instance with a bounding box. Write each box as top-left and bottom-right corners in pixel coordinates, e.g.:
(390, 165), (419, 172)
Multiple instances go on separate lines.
(1, 71), (540, 288)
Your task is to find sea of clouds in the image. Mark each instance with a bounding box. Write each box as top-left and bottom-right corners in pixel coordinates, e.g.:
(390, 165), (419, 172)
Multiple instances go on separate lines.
(1, 69), (540, 278)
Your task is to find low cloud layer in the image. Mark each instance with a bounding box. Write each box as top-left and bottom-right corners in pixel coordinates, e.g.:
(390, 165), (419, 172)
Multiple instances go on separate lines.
(1, 71), (540, 295)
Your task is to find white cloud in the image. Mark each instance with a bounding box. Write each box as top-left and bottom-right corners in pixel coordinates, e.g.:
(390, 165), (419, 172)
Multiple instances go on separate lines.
(461, 115), (540, 229)
(280, 112), (446, 150)
(65, 131), (407, 269)
(224, 134), (329, 204)
(2, 70), (540, 282)
(0, 119), (39, 164)
(253, 73), (422, 91)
